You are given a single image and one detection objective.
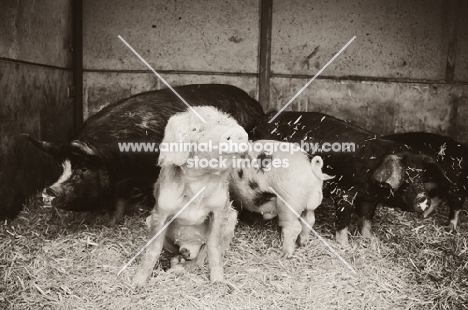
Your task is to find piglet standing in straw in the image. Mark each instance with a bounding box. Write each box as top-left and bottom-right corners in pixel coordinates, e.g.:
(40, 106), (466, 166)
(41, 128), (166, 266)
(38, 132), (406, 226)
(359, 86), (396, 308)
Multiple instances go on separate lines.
(229, 140), (334, 258)
(132, 106), (248, 286)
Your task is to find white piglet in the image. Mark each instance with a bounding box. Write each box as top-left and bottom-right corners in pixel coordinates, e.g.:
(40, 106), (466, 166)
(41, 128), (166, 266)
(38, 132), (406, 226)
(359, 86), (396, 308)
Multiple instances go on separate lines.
(229, 140), (334, 258)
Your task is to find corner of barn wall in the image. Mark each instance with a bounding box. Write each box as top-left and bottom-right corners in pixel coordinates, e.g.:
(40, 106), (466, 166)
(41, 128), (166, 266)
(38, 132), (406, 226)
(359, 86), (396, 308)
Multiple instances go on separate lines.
(0, 0), (74, 218)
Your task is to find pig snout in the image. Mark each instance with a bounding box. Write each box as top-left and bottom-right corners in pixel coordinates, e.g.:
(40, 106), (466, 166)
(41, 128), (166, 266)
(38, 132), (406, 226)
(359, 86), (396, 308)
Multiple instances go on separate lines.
(220, 127), (249, 144)
(41, 186), (63, 207)
(413, 193), (430, 213)
(45, 187), (59, 198)
(179, 245), (201, 260)
(179, 248), (192, 260)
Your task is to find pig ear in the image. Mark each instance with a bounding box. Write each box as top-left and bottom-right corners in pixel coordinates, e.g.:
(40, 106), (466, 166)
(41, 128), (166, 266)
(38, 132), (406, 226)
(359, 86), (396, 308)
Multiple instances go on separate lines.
(373, 154), (405, 190)
(69, 140), (96, 156)
(22, 134), (63, 158)
(421, 155), (454, 185)
(158, 117), (191, 167)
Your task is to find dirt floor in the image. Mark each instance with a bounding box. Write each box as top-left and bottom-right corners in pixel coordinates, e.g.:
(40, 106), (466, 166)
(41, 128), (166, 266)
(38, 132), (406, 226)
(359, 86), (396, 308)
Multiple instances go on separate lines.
(1, 198), (467, 310)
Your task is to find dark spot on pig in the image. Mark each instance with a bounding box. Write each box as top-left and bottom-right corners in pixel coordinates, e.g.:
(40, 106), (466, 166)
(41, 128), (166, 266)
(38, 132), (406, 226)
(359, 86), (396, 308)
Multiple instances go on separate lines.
(253, 192), (276, 208)
(178, 17), (182, 20)
(256, 152), (272, 172)
(152, 25), (156, 28)
(237, 169), (244, 179)
(228, 36), (243, 43)
(248, 180), (259, 190)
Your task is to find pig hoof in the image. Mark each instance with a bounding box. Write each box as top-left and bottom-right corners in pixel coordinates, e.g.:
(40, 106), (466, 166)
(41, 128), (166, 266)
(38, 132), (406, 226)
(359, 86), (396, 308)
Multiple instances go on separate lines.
(297, 234), (310, 247)
(361, 228), (373, 239)
(109, 216), (123, 226)
(210, 268), (224, 282)
(132, 275), (148, 288)
(447, 223), (458, 233)
(422, 209), (433, 219)
(281, 248), (294, 259)
(335, 230), (350, 247)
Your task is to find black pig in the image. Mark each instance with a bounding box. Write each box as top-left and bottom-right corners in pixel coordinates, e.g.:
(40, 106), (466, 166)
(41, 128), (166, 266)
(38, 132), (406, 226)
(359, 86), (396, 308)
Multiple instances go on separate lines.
(252, 111), (450, 246)
(24, 84), (265, 224)
(384, 132), (466, 230)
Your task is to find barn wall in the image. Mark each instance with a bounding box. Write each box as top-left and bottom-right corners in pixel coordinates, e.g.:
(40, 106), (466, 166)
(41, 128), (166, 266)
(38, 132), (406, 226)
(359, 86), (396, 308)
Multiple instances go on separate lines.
(270, 0), (468, 142)
(83, 0), (468, 141)
(0, 0), (74, 218)
(83, 0), (260, 118)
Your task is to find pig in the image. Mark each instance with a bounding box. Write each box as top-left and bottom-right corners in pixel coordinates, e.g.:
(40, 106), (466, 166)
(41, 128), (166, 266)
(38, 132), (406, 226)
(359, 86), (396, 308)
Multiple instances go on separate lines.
(384, 132), (467, 230)
(229, 140), (334, 257)
(165, 206), (237, 272)
(24, 84), (264, 224)
(251, 111), (452, 246)
(133, 106), (247, 286)
(144, 205), (237, 270)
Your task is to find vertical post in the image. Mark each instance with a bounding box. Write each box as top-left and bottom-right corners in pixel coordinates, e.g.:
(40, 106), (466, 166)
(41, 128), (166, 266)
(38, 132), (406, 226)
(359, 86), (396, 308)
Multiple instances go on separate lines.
(73, 0), (83, 130)
(444, 0), (462, 139)
(258, 0), (273, 110)
(445, 0), (462, 82)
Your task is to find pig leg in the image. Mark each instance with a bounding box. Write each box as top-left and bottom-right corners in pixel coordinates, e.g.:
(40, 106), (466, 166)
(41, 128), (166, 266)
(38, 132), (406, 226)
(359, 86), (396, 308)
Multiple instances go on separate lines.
(109, 198), (126, 226)
(448, 195), (464, 231)
(335, 200), (353, 247)
(132, 211), (168, 287)
(221, 207), (237, 253)
(297, 210), (315, 247)
(422, 184), (442, 218)
(110, 179), (136, 226)
(356, 198), (377, 239)
(206, 208), (225, 282)
(277, 202), (303, 258)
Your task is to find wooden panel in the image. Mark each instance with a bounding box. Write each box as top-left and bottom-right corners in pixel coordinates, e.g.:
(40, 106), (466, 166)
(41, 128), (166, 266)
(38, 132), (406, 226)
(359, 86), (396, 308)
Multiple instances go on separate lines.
(83, 71), (259, 118)
(0, 0), (73, 68)
(270, 77), (468, 142)
(0, 62), (74, 218)
(454, 0), (468, 82)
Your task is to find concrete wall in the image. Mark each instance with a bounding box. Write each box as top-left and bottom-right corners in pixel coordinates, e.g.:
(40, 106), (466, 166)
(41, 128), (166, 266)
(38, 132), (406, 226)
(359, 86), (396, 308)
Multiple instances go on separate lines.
(83, 0), (467, 141)
(83, 0), (260, 118)
(270, 0), (468, 142)
(0, 0), (74, 218)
